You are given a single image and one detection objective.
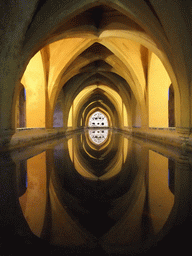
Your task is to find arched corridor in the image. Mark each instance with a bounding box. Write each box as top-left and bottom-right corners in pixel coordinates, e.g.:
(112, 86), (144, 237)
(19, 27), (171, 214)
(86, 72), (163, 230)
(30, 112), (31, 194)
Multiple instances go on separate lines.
(0, 1), (192, 255)
(0, 1), (190, 150)
(17, 17), (176, 131)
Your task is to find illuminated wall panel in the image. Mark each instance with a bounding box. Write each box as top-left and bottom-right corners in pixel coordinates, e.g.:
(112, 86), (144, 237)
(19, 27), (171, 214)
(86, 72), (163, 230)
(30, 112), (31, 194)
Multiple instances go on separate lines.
(21, 52), (46, 128)
(148, 53), (171, 128)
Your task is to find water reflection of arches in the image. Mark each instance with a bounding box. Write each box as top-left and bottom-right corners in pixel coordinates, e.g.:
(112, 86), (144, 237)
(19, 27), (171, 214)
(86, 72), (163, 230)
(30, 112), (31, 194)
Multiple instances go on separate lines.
(67, 132), (125, 180)
(52, 133), (143, 239)
(14, 128), (192, 256)
(16, 133), (179, 251)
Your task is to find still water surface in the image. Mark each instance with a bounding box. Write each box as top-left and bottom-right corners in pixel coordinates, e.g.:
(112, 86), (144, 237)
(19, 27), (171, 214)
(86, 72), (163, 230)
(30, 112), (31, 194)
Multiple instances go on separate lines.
(2, 129), (192, 255)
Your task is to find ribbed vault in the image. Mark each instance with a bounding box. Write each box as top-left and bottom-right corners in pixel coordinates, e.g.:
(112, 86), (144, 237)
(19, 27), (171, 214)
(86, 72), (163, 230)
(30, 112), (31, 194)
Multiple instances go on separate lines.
(10, 0), (191, 135)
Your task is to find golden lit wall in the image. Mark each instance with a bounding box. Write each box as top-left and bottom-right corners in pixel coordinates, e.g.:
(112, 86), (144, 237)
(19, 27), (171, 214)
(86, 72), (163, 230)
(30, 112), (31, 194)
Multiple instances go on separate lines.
(123, 104), (129, 127)
(20, 46), (173, 131)
(21, 52), (46, 128)
(148, 53), (171, 128)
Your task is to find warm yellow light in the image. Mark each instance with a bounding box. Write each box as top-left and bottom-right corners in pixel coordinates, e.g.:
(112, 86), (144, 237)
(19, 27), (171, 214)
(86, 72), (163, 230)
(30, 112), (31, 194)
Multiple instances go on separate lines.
(148, 53), (171, 128)
(19, 152), (47, 237)
(149, 150), (174, 233)
(21, 52), (45, 128)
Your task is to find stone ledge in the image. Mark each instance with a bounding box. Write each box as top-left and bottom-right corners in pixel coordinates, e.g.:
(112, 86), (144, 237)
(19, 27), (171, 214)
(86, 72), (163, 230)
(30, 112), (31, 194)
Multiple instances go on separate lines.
(0, 128), (83, 151)
(1, 127), (192, 153)
(130, 128), (192, 152)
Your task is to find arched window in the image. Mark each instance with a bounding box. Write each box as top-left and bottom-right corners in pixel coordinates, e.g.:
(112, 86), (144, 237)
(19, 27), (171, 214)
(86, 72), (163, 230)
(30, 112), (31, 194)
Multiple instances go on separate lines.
(168, 84), (175, 127)
(88, 111), (108, 127)
(17, 87), (26, 128)
(53, 89), (64, 128)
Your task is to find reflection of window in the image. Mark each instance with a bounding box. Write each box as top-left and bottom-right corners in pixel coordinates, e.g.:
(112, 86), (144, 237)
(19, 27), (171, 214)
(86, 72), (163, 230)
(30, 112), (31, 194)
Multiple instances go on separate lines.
(89, 129), (108, 145)
(17, 160), (27, 197)
(89, 111), (108, 127)
(168, 159), (175, 194)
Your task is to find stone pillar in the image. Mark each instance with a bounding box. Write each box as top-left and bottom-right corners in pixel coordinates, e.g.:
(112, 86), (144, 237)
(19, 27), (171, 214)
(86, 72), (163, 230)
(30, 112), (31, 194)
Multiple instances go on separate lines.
(0, 75), (17, 148)
(148, 52), (171, 128)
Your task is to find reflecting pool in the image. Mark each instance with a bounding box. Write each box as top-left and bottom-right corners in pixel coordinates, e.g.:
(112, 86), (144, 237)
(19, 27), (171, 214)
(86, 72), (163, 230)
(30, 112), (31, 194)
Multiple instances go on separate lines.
(1, 129), (192, 255)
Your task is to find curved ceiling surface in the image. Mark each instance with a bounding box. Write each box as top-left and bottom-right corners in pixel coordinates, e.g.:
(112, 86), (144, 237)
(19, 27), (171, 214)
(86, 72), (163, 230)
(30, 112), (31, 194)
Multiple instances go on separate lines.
(20, 3), (178, 130)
